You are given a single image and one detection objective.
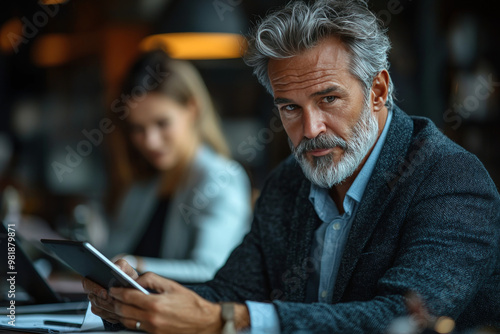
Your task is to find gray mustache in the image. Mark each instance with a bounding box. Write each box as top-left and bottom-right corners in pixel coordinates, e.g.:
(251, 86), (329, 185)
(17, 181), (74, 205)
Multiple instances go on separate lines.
(295, 134), (348, 156)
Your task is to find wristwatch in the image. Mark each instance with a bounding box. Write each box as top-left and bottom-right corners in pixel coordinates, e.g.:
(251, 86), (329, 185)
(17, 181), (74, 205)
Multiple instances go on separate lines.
(220, 302), (236, 334)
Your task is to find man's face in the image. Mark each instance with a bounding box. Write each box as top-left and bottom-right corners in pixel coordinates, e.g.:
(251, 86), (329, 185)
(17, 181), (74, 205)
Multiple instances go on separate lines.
(268, 37), (380, 187)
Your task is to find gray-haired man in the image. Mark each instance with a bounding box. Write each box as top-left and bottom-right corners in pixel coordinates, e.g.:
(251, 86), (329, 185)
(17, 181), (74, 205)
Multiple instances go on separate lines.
(84, 1), (500, 333)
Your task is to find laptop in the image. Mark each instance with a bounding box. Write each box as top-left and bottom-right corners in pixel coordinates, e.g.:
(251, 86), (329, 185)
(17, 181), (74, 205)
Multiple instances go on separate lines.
(0, 222), (61, 306)
(0, 222), (99, 333)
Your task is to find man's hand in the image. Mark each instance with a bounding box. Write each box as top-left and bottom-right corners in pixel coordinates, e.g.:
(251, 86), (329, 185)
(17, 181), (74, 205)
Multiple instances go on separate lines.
(111, 253), (145, 272)
(82, 259), (138, 323)
(109, 272), (250, 334)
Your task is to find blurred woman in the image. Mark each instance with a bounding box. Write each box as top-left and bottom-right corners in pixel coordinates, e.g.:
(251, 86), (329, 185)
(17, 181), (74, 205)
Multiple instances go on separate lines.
(103, 50), (251, 283)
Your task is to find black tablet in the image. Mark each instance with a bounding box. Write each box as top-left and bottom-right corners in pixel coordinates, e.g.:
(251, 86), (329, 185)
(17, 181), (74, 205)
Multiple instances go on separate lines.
(41, 239), (149, 295)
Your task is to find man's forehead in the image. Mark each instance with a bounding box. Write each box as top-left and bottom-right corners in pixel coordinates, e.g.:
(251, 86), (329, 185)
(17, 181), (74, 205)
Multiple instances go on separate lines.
(268, 37), (352, 94)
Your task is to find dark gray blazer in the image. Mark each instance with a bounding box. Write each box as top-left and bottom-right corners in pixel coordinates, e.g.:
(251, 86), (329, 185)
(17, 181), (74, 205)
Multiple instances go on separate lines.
(191, 106), (500, 333)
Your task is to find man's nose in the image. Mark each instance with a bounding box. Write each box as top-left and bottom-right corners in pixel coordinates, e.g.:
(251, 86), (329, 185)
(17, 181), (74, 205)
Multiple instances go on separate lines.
(302, 108), (326, 139)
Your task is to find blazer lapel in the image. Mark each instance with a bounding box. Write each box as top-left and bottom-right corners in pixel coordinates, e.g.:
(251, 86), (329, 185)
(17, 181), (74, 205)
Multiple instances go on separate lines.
(331, 107), (414, 303)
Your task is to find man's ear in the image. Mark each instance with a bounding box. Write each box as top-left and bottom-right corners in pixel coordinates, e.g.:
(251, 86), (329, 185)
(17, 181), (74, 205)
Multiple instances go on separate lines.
(371, 70), (390, 112)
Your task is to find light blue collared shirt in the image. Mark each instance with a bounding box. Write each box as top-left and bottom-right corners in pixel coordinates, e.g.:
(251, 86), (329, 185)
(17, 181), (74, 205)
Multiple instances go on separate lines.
(246, 110), (393, 333)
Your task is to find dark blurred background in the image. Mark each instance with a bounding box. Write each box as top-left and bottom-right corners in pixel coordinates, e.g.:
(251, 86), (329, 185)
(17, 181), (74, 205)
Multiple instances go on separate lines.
(0, 0), (499, 235)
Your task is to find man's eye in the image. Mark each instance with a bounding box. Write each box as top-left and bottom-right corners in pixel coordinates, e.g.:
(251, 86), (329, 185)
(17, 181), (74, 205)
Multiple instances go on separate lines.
(281, 104), (298, 112)
(322, 96), (336, 103)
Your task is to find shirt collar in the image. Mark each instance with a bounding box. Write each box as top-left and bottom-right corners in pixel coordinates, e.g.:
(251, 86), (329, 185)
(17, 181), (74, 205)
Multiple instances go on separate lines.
(309, 110), (393, 216)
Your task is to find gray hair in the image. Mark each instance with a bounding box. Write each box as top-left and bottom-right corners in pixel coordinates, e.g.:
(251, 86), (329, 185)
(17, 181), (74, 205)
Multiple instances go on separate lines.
(244, 0), (394, 110)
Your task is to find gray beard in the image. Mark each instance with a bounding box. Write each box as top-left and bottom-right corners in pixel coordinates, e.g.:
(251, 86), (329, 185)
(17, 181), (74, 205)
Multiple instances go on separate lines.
(289, 104), (379, 188)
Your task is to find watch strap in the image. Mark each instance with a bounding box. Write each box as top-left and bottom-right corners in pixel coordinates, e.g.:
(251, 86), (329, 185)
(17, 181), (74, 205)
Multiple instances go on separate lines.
(220, 302), (236, 334)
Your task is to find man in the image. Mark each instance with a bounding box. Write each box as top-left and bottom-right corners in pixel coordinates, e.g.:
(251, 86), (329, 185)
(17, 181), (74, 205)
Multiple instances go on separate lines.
(84, 0), (500, 333)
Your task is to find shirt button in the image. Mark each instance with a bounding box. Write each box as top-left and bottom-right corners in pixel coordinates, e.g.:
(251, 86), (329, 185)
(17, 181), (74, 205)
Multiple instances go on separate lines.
(332, 222), (341, 230)
(321, 290), (328, 298)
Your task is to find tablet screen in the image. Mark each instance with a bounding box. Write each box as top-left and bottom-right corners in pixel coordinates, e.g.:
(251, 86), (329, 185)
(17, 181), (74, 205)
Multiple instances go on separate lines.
(41, 239), (149, 295)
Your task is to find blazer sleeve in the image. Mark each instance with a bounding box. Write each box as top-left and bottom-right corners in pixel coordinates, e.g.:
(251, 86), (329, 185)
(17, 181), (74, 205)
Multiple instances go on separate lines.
(271, 152), (500, 333)
(141, 160), (253, 283)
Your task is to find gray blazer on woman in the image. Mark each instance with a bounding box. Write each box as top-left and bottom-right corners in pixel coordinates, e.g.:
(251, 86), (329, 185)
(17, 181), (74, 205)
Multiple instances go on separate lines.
(104, 146), (252, 283)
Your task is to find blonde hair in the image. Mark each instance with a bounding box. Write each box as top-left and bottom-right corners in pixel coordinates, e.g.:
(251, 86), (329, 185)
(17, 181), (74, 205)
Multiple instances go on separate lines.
(166, 59), (230, 157)
(106, 50), (229, 211)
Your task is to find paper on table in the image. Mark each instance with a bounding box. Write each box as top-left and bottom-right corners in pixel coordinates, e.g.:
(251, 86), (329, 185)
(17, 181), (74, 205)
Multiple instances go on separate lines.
(80, 301), (104, 331)
(0, 302), (104, 333)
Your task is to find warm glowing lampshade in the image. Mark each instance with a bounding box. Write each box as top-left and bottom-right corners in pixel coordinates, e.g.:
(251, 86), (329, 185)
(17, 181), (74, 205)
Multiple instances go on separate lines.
(141, 0), (248, 60)
(140, 32), (247, 60)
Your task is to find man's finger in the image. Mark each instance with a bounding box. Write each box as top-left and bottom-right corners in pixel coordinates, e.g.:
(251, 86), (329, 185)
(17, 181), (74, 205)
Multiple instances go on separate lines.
(114, 300), (151, 320)
(135, 271), (180, 294)
(88, 293), (114, 313)
(120, 316), (153, 333)
(82, 278), (107, 297)
(108, 287), (155, 310)
(114, 259), (139, 280)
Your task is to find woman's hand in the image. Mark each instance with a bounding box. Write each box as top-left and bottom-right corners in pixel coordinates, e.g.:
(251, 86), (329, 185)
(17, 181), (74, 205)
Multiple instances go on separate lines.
(109, 272), (223, 334)
(82, 259), (138, 323)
